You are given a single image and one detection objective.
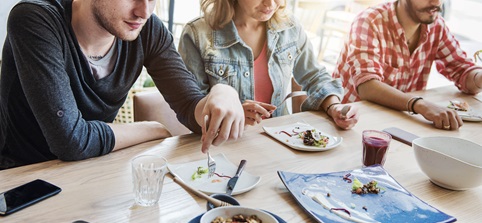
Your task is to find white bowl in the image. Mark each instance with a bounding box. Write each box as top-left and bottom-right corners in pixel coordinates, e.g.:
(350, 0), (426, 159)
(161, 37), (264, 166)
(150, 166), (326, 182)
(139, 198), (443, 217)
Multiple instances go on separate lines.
(412, 136), (482, 190)
(200, 206), (278, 223)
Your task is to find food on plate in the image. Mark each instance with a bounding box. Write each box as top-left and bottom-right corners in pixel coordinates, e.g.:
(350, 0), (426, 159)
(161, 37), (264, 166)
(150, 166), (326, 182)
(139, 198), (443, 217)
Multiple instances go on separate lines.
(191, 166), (233, 182)
(211, 214), (262, 223)
(311, 193), (374, 223)
(448, 100), (470, 111)
(352, 178), (380, 195)
(299, 129), (329, 147)
(191, 166), (208, 180)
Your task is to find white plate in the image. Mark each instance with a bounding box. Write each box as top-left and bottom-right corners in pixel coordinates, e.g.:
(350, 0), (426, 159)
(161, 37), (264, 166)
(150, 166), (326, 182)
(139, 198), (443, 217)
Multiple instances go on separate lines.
(263, 122), (343, 152)
(168, 154), (261, 195)
(445, 100), (482, 122)
(457, 110), (482, 122)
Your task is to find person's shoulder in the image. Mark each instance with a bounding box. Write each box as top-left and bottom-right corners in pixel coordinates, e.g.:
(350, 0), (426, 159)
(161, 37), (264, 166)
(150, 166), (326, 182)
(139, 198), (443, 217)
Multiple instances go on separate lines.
(8, 0), (65, 25)
(354, 2), (392, 25)
(13, 0), (63, 11)
(269, 14), (298, 32)
(184, 16), (209, 29)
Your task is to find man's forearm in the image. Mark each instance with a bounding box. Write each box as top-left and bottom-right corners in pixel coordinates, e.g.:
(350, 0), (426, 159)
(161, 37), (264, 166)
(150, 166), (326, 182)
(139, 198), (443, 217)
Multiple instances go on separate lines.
(108, 122), (172, 151)
(357, 79), (414, 111)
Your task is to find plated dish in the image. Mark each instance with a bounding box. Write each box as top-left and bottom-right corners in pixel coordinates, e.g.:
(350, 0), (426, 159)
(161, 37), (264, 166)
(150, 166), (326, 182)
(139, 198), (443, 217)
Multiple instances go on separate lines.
(168, 153), (261, 195)
(278, 165), (456, 223)
(188, 210), (286, 223)
(263, 122), (342, 152)
(446, 100), (482, 122)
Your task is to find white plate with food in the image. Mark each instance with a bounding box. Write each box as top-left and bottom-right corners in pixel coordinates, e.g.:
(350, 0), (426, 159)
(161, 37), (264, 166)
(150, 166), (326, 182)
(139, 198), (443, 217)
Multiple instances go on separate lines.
(263, 122), (343, 152)
(168, 153), (261, 195)
(447, 100), (482, 122)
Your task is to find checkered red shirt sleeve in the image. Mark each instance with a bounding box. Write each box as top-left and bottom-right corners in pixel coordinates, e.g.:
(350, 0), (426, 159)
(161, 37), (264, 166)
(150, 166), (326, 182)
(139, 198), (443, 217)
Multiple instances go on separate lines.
(333, 2), (481, 103)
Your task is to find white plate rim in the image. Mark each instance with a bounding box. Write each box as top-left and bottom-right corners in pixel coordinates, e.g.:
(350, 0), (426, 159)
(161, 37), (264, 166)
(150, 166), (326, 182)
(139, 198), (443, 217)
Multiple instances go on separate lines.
(444, 101), (482, 122)
(457, 111), (482, 122)
(262, 122), (343, 152)
(168, 153), (261, 195)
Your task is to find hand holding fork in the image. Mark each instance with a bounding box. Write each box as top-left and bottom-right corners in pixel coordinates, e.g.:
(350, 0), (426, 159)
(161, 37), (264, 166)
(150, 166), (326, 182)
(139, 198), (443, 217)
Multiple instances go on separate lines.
(203, 115), (216, 178)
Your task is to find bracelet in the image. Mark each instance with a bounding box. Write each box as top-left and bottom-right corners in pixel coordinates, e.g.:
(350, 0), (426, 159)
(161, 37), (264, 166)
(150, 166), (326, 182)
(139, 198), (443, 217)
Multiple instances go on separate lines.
(325, 103), (340, 117)
(406, 97), (416, 114)
(474, 72), (482, 89)
(409, 97), (423, 115)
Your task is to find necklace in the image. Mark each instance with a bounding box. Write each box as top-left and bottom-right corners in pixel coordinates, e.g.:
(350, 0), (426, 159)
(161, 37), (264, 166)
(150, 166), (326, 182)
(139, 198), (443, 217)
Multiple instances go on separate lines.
(406, 26), (421, 45)
(87, 55), (104, 61)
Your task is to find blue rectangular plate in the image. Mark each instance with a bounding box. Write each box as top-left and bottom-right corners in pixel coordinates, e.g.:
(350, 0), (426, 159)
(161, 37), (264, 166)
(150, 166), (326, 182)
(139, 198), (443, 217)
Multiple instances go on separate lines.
(278, 165), (456, 223)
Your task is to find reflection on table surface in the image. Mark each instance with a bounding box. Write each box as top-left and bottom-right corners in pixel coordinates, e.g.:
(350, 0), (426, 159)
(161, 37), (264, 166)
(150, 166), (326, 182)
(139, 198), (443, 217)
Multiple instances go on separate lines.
(1, 85), (481, 222)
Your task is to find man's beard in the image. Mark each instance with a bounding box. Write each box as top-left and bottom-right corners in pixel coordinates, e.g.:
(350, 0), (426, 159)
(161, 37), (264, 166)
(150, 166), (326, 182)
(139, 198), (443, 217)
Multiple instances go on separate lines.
(406, 0), (442, 24)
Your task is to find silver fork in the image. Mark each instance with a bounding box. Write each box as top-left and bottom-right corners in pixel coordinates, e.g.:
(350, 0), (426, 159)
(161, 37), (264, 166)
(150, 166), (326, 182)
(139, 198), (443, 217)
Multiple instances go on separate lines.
(275, 91), (307, 107)
(207, 152), (216, 178)
(203, 115), (216, 178)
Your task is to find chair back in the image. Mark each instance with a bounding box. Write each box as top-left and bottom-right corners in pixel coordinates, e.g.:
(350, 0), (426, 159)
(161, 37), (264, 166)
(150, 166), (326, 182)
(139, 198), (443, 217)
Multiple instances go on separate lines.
(133, 90), (191, 136)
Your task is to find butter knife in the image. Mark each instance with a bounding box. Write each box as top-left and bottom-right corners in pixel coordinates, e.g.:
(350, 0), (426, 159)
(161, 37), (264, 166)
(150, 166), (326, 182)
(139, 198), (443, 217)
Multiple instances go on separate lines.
(226, 159), (247, 195)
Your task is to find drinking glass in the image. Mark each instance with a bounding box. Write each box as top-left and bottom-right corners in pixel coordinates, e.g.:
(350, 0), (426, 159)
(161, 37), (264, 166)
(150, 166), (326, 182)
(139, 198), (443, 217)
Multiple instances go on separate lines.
(362, 130), (392, 167)
(131, 155), (168, 206)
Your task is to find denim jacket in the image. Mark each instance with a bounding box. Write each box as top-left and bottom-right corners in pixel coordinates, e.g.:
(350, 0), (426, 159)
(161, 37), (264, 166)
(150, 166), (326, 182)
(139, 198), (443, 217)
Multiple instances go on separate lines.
(178, 16), (343, 117)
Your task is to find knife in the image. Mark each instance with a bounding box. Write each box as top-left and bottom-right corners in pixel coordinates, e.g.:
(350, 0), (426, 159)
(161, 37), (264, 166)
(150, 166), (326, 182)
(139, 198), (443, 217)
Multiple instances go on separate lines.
(226, 159), (247, 195)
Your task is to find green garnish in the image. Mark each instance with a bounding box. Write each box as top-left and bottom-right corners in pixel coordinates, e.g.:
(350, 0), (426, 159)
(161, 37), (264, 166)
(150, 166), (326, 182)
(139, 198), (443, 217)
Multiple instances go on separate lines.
(352, 178), (363, 191)
(191, 166), (208, 180)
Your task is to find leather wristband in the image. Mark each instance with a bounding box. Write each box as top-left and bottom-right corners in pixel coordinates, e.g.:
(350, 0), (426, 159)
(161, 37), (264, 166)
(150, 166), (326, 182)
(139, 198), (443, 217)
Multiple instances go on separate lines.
(409, 97), (423, 115)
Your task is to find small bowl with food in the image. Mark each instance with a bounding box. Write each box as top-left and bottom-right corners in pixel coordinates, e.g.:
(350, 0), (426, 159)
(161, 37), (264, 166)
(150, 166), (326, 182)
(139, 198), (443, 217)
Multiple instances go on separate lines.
(412, 136), (482, 190)
(201, 206), (278, 223)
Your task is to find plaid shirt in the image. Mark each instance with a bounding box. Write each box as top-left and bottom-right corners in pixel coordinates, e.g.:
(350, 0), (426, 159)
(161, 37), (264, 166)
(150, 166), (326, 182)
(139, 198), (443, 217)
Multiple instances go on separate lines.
(333, 2), (481, 103)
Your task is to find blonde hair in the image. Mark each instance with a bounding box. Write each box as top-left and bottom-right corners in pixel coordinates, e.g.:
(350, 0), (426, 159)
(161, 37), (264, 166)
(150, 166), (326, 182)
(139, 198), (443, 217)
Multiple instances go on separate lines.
(201, 0), (288, 30)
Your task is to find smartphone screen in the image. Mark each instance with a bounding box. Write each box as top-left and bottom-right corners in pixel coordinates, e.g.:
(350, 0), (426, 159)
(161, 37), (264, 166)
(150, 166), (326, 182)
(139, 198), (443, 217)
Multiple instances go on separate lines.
(382, 127), (420, 146)
(0, 179), (61, 216)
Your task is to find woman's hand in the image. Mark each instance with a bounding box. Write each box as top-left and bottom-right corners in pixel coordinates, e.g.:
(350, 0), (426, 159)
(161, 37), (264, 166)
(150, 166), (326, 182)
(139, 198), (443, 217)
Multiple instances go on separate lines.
(242, 100), (276, 126)
(329, 104), (359, 130)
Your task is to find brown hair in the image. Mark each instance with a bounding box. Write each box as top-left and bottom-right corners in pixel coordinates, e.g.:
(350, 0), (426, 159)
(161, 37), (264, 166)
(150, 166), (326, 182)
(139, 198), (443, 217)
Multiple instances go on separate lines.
(201, 0), (288, 30)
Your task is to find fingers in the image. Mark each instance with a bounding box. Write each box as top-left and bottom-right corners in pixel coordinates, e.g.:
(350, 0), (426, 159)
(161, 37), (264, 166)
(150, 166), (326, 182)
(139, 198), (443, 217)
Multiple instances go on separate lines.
(242, 101), (274, 125)
(433, 110), (463, 130)
(334, 111), (359, 130)
(202, 111), (245, 152)
(331, 104), (359, 130)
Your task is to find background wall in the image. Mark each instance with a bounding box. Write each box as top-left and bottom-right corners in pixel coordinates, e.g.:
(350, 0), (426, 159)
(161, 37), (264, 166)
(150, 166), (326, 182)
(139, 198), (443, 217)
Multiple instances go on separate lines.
(1, 0), (20, 61)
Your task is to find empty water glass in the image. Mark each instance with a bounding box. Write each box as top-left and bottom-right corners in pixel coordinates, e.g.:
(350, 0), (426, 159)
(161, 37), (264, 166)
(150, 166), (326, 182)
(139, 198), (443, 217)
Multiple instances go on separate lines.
(131, 155), (168, 206)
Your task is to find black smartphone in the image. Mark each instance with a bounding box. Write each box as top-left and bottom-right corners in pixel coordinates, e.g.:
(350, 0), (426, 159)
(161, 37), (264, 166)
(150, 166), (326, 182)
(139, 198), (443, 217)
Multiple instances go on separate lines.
(0, 179), (61, 216)
(382, 127), (420, 146)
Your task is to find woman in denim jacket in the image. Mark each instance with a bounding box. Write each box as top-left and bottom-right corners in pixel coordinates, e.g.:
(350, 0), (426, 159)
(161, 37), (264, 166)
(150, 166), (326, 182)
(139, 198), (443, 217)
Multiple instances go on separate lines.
(178, 0), (358, 129)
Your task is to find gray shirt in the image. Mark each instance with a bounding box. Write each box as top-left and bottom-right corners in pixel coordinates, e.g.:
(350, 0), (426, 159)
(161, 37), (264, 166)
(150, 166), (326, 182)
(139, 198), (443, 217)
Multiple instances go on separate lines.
(0, 0), (204, 169)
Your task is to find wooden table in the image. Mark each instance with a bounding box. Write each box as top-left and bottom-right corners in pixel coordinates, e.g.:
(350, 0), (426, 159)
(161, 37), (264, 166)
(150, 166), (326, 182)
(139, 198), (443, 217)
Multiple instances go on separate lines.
(1, 85), (482, 222)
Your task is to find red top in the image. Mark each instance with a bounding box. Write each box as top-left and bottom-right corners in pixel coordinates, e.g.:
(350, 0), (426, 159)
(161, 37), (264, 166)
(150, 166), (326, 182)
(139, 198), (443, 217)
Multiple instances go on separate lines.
(254, 43), (273, 104)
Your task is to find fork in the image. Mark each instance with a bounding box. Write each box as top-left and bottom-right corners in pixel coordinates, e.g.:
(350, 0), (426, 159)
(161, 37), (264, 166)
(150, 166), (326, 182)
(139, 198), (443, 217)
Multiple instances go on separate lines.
(275, 91), (307, 107)
(204, 115), (216, 178)
(207, 152), (216, 178)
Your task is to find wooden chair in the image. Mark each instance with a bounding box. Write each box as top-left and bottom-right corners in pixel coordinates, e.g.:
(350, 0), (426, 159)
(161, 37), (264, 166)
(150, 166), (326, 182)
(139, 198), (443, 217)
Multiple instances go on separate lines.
(318, 0), (384, 63)
(133, 90), (191, 136)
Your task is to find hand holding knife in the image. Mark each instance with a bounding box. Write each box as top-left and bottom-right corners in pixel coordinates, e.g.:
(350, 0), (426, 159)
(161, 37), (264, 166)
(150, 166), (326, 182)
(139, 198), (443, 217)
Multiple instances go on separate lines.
(226, 160), (247, 195)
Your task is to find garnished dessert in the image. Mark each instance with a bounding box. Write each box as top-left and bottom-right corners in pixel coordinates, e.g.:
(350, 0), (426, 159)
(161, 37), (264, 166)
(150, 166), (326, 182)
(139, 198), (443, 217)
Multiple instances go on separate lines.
(352, 178), (381, 195)
(299, 129), (329, 147)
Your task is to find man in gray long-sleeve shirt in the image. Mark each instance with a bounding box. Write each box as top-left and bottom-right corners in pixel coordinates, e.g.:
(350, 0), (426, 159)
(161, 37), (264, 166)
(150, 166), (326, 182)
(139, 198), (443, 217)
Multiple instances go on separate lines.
(0, 0), (245, 169)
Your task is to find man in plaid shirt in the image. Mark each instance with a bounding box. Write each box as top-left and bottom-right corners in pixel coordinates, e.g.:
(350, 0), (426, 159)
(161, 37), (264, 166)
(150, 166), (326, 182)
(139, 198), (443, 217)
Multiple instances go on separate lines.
(333, 0), (482, 130)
